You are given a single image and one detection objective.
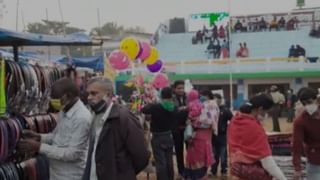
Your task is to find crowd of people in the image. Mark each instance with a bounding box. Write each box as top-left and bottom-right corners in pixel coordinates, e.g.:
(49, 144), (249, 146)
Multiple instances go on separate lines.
(192, 25), (229, 45)
(14, 65), (320, 180)
(206, 39), (229, 59)
(233, 16), (299, 32)
(191, 25), (230, 59)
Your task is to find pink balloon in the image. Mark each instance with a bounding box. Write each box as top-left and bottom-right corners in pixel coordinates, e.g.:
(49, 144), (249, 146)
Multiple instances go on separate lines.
(138, 42), (152, 61)
(108, 50), (130, 70)
(152, 73), (169, 89)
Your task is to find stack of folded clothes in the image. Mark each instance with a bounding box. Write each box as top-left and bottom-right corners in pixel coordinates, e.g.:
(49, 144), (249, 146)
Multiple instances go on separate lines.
(267, 132), (292, 156)
(273, 156), (307, 179)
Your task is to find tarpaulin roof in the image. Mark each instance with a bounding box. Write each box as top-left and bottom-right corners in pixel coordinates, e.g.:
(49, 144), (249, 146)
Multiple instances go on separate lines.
(57, 56), (104, 71)
(0, 28), (102, 46)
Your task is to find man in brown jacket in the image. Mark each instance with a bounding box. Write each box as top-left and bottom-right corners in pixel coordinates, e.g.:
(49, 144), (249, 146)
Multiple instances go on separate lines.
(82, 77), (149, 180)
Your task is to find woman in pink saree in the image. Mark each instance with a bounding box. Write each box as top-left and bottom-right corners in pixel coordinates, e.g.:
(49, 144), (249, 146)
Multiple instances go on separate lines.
(184, 90), (219, 180)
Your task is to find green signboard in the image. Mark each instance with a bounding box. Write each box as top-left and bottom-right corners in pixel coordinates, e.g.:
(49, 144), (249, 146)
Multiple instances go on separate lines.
(191, 12), (229, 26)
(297, 0), (305, 7)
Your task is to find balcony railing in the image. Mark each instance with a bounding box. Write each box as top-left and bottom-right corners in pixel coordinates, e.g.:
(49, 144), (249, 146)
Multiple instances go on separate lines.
(130, 57), (320, 74)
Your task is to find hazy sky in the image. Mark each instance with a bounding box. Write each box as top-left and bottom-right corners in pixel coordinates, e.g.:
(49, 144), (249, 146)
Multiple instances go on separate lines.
(1, 0), (320, 33)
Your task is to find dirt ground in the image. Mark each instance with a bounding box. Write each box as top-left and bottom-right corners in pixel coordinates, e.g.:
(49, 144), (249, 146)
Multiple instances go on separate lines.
(137, 117), (294, 180)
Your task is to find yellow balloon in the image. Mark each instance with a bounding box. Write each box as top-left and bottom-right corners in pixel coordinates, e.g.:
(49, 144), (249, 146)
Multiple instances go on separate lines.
(144, 47), (159, 65)
(120, 37), (140, 61)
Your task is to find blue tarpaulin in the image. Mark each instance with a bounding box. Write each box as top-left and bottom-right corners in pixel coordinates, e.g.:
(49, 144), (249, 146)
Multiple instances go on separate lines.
(57, 56), (104, 71)
(0, 28), (101, 46)
(0, 48), (103, 71)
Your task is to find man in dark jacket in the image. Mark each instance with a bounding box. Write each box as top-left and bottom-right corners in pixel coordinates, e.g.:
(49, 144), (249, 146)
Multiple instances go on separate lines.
(142, 87), (177, 180)
(172, 80), (188, 179)
(211, 93), (233, 177)
(296, 45), (306, 57)
(82, 77), (149, 180)
(288, 45), (297, 58)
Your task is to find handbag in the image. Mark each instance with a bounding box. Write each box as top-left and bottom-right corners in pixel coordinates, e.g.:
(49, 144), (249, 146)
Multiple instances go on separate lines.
(231, 162), (273, 180)
(184, 124), (193, 142)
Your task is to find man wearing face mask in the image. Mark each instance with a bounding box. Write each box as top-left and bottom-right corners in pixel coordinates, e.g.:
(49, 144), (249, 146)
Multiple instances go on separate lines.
(18, 78), (92, 180)
(293, 87), (320, 180)
(171, 80), (188, 179)
(82, 77), (149, 180)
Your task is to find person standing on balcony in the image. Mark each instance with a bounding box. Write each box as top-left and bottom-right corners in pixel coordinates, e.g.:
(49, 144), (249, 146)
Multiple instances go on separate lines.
(212, 39), (221, 59)
(278, 17), (286, 30)
(270, 85), (285, 132)
(269, 16), (279, 31)
(242, 19), (248, 32)
(219, 25), (226, 39)
(221, 39), (230, 59)
(207, 39), (214, 58)
(260, 17), (267, 31)
(204, 29), (212, 43)
(253, 17), (260, 32)
(212, 24), (218, 40)
(234, 20), (242, 32)
(196, 30), (204, 44)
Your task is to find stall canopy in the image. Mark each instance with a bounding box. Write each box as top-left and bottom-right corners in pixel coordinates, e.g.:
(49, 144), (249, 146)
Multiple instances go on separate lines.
(0, 49), (104, 71)
(0, 28), (101, 46)
(0, 27), (102, 62)
(57, 56), (104, 71)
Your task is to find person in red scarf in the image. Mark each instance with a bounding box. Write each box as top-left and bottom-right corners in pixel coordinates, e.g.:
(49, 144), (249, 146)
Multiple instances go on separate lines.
(228, 94), (286, 180)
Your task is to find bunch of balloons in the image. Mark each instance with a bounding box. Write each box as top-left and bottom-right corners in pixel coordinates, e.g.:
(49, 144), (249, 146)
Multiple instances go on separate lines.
(108, 37), (163, 73)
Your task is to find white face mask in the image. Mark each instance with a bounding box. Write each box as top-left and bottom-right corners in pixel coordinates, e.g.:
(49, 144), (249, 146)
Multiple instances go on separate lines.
(305, 104), (318, 115)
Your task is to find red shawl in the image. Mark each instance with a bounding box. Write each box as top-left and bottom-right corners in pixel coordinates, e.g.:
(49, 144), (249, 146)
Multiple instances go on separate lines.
(228, 112), (271, 164)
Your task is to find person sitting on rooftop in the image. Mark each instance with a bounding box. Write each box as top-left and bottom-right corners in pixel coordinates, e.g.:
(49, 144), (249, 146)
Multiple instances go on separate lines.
(269, 16), (279, 31)
(219, 25), (226, 39)
(234, 20), (242, 32)
(260, 17), (267, 31)
(278, 16), (286, 29)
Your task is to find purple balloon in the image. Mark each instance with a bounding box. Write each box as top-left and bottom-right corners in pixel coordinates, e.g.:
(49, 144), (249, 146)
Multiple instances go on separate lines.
(147, 60), (162, 73)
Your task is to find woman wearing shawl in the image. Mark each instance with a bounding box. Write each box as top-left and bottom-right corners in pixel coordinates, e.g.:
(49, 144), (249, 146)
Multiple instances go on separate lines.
(228, 94), (286, 180)
(184, 90), (219, 180)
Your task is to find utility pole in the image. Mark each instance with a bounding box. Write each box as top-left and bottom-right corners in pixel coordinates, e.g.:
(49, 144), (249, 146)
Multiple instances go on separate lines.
(16, 0), (20, 31)
(57, 0), (71, 63)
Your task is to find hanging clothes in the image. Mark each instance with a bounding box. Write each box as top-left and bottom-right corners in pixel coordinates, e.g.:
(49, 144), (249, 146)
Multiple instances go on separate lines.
(0, 58), (6, 115)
